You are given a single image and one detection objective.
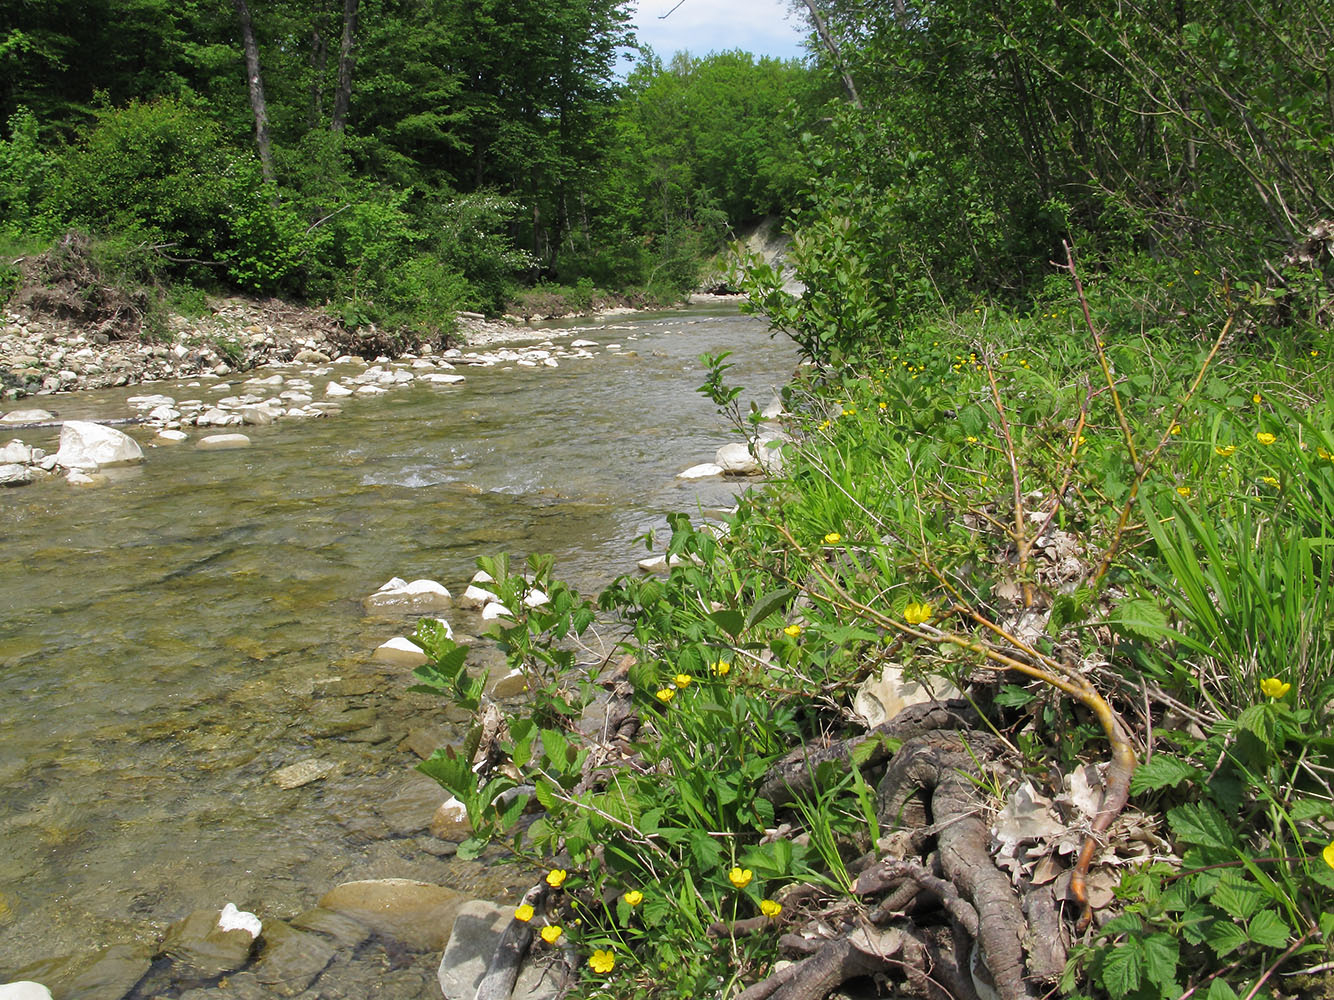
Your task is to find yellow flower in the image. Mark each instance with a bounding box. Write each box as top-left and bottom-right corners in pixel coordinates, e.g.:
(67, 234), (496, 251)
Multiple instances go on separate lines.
(1257, 432), (1277, 445)
(1253, 393), (1263, 404)
(1323, 841), (1334, 870)
(588, 949), (616, 974)
(623, 890), (644, 907)
(1170, 423), (1181, 435)
(1215, 445), (1237, 457)
(842, 407), (856, 416)
(818, 420), (831, 430)
(783, 624), (802, 638)
(546, 868), (568, 888)
(824, 532), (841, 544)
(760, 899), (783, 918)
(1262, 476), (1280, 487)
(1319, 446), (1333, 461)
(728, 867), (754, 888)
(1312, 350), (1321, 357)
(514, 904), (535, 922)
(878, 401), (887, 410)
(965, 436), (978, 444)
(655, 687), (675, 703)
(1193, 269), (1201, 275)
(673, 673), (692, 689)
(710, 660), (731, 677)
(1176, 486), (1191, 498)
(1259, 677), (1291, 699)
(904, 601), (933, 625)
(540, 925), (563, 944)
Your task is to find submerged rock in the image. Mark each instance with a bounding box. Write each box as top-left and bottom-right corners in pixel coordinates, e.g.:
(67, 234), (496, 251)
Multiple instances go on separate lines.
(9, 944), (151, 1000)
(52, 421), (144, 470)
(251, 919), (336, 996)
(317, 879), (467, 952)
(0, 409), (54, 424)
(363, 577), (452, 612)
(160, 907), (259, 978)
(271, 759), (339, 789)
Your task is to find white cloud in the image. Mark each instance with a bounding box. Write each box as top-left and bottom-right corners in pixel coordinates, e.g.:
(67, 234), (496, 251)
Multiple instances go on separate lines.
(627, 0), (809, 62)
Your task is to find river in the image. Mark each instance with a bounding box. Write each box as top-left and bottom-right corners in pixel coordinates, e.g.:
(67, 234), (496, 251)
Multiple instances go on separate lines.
(0, 305), (793, 993)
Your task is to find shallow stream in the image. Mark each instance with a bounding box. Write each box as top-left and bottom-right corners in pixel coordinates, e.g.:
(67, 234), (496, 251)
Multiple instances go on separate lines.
(0, 306), (794, 987)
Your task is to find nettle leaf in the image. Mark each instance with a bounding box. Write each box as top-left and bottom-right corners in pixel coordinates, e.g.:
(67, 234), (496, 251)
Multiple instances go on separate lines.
(1099, 939), (1144, 995)
(1289, 799), (1329, 822)
(1211, 872), (1266, 921)
(1235, 704), (1279, 753)
(1247, 909), (1292, 949)
(1130, 754), (1201, 794)
(1110, 597), (1170, 641)
(1204, 919), (1248, 957)
(1168, 802), (1237, 850)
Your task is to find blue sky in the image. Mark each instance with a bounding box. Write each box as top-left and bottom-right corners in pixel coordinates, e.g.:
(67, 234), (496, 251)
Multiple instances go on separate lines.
(625, 0), (811, 63)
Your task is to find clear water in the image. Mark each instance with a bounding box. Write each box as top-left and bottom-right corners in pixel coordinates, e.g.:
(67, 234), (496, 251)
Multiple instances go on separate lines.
(0, 307), (793, 977)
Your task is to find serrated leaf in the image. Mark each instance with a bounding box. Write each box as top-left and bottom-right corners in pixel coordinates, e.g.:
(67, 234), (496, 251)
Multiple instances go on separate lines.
(1141, 933), (1180, 988)
(1235, 704), (1278, 753)
(995, 683), (1037, 708)
(1212, 873), (1265, 920)
(1288, 799), (1329, 822)
(1168, 802), (1236, 849)
(1130, 754), (1201, 794)
(1111, 597), (1170, 641)
(456, 837), (487, 861)
(1205, 979), (1239, 1000)
(746, 587), (795, 628)
(1204, 919), (1248, 957)
(1247, 909), (1291, 948)
(533, 780), (558, 812)
(1099, 939), (1143, 995)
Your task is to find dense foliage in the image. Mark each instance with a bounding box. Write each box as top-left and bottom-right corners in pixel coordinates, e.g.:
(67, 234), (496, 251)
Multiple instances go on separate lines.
(0, 3), (822, 332)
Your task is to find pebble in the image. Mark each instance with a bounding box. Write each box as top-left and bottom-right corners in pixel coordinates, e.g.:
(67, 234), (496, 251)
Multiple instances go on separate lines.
(271, 759), (339, 789)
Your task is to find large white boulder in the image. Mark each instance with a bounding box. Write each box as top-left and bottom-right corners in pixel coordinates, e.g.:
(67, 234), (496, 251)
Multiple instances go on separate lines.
(715, 441), (760, 475)
(53, 421), (144, 470)
(0, 983), (54, 1000)
(0, 440), (32, 464)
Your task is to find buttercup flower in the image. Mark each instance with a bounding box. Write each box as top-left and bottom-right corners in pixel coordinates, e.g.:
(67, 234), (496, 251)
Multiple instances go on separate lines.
(1257, 432), (1277, 445)
(1170, 423), (1181, 435)
(655, 687), (675, 703)
(760, 899), (783, 918)
(1176, 486), (1191, 498)
(824, 532), (841, 544)
(728, 867), (754, 888)
(1260, 677), (1291, 699)
(588, 949), (616, 974)
(1262, 476), (1280, 487)
(623, 890), (644, 907)
(783, 624), (802, 638)
(1319, 446), (1333, 461)
(710, 660), (731, 677)
(904, 601), (933, 625)
(674, 673), (692, 689)
(1215, 444), (1237, 457)
(540, 925), (563, 944)
(1253, 393), (1263, 404)
(965, 436), (979, 444)
(878, 401), (887, 410)
(514, 904), (535, 922)
(1323, 841), (1334, 870)
(546, 868), (568, 888)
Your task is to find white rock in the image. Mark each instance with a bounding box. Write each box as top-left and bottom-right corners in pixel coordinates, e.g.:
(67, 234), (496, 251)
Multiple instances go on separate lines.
(570, 339), (598, 348)
(364, 578), (452, 612)
(65, 470), (102, 486)
(53, 421), (144, 470)
(0, 983), (54, 1000)
(147, 405), (181, 422)
(715, 442), (760, 475)
(280, 391), (314, 404)
(196, 407), (232, 426)
(471, 570), (495, 584)
(246, 374), (284, 386)
(238, 405), (276, 426)
(356, 385), (387, 396)
(637, 553), (700, 574)
(197, 434), (251, 450)
(543, 358), (558, 368)
(457, 584), (501, 610)
(853, 663), (962, 729)
(420, 373), (466, 385)
(0, 463), (32, 486)
(481, 602), (515, 621)
(373, 636), (429, 667)
(522, 589), (550, 608)
(0, 409), (54, 424)
(325, 381), (354, 397)
(217, 903), (262, 939)
(677, 463), (723, 480)
(156, 429), (189, 443)
(0, 439), (32, 464)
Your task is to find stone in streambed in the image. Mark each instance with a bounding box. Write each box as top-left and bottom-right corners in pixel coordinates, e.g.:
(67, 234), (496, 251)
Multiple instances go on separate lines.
(677, 463), (723, 480)
(250, 919), (335, 996)
(377, 771), (450, 836)
(9, 944), (151, 1000)
(271, 758), (339, 789)
(287, 907), (373, 949)
(0, 439), (32, 464)
(156, 429), (189, 443)
(197, 433), (251, 450)
(0, 984), (52, 1000)
(436, 900), (563, 1000)
(0, 409), (54, 424)
(0, 464), (32, 487)
(159, 906), (260, 979)
(324, 381), (354, 398)
(53, 421), (143, 470)
(318, 879), (467, 952)
(372, 636), (429, 667)
(430, 796), (472, 842)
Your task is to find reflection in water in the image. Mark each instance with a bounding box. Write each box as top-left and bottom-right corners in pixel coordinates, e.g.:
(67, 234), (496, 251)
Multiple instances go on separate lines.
(0, 307), (793, 976)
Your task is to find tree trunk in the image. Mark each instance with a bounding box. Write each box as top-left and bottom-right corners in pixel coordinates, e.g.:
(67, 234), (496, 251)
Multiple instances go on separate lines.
(233, 0), (275, 184)
(331, 0), (359, 132)
(800, 1), (862, 108)
(309, 26), (327, 128)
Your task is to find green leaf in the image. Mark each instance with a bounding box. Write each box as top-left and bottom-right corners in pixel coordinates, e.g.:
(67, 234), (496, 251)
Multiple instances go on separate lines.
(1168, 802), (1237, 850)
(1130, 754), (1201, 794)
(1140, 933), (1180, 989)
(456, 837), (487, 861)
(1099, 938), (1143, 995)
(1211, 873), (1265, 920)
(1110, 597), (1170, 641)
(707, 608), (745, 637)
(746, 587), (795, 628)
(1246, 909), (1291, 949)
(995, 683), (1036, 708)
(1204, 919), (1248, 957)
(1205, 979), (1239, 1000)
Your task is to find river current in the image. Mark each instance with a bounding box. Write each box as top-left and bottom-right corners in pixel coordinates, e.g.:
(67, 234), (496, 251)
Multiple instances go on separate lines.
(0, 306), (794, 983)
